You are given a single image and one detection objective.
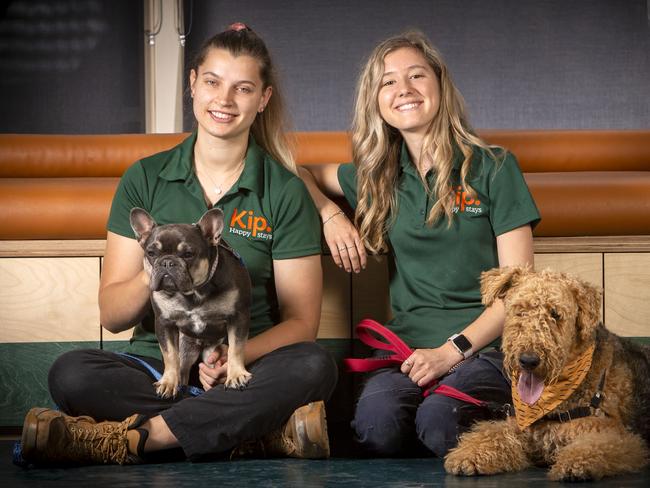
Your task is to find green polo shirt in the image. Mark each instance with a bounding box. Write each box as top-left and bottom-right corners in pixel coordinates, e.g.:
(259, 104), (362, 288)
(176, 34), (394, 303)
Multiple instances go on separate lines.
(338, 144), (540, 349)
(107, 132), (321, 359)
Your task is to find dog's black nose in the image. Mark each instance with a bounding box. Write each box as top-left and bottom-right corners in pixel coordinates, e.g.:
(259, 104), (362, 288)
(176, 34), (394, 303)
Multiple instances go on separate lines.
(160, 257), (176, 269)
(519, 353), (540, 371)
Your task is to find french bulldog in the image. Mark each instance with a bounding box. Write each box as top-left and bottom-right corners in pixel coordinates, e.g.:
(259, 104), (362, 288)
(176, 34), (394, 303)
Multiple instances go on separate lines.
(129, 207), (252, 398)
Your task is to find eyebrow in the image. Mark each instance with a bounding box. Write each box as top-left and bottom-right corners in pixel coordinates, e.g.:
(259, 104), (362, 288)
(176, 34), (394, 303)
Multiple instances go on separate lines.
(201, 71), (257, 85)
(382, 64), (429, 77)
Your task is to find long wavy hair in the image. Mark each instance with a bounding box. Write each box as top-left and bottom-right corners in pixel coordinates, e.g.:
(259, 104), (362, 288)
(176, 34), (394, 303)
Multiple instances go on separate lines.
(352, 30), (501, 254)
(189, 24), (296, 173)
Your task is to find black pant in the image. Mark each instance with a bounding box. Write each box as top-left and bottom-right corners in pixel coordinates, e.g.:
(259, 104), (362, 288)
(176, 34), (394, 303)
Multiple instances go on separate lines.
(48, 342), (338, 460)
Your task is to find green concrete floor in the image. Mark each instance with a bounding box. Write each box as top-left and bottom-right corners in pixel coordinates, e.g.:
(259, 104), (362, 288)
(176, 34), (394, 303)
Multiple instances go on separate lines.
(4, 441), (650, 488)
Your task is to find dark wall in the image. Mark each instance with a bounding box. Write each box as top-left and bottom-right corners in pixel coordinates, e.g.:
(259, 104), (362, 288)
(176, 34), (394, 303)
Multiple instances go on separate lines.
(185, 0), (650, 131)
(0, 0), (144, 134)
(1, 1), (648, 134)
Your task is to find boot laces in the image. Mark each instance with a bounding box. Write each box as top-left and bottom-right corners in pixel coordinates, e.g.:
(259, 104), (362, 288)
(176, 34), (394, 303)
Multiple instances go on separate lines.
(68, 418), (130, 464)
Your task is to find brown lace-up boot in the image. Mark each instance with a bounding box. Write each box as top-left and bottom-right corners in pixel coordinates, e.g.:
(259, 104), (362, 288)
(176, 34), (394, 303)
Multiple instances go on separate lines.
(233, 400), (330, 459)
(21, 408), (149, 465)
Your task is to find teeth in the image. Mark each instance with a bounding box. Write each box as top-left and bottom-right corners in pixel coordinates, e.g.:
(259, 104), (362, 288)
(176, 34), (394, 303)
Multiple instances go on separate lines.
(210, 111), (235, 120)
(397, 103), (419, 111)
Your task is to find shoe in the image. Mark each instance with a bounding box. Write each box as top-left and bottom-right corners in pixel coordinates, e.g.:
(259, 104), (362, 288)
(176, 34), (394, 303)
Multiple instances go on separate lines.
(235, 400), (329, 459)
(20, 408), (148, 465)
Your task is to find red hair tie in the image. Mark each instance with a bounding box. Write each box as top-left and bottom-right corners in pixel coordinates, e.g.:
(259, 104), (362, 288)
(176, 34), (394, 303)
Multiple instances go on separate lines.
(228, 22), (248, 32)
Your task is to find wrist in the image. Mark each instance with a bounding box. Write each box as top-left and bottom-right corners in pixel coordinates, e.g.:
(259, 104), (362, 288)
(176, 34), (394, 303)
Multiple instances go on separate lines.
(447, 333), (474, 360)
(320, 202), (341, 218)
(321, 206), (343, 225)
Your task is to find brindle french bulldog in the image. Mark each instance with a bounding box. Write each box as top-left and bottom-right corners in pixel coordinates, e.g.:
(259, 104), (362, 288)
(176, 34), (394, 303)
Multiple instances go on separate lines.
(129, 207), (252, 398)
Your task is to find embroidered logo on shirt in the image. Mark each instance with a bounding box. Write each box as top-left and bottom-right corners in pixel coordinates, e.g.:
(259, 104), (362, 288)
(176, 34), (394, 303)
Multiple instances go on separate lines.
(452, 186), (483, 214)
(228, 208), (273, 240)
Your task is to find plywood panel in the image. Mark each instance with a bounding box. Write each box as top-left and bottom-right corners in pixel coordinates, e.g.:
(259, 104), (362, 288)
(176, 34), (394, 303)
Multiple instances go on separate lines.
(351, 255), (391, 329)
(318, 258), (351, 339)
(534, 253), (603, 288)
(604, 253), (650, 337)
(98, 256), (134, 342)
(0, 257), (100, 342)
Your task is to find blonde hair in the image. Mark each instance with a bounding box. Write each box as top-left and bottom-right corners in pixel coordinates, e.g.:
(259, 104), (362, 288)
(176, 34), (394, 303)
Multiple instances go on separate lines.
(190, 25), (296, 173)
(352, 30), (501, 254)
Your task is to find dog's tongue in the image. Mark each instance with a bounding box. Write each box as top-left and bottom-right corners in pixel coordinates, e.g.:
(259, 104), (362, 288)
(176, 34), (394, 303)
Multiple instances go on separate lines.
(517, 371), (545, 405)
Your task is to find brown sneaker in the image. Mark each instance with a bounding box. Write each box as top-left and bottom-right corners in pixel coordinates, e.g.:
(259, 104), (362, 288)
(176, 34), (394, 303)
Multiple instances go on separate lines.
(262, 400), (330, 459)
(21, 408), (148, 465)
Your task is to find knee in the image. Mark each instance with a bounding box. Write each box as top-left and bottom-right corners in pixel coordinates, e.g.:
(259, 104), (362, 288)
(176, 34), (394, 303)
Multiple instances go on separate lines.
(290, 342), (338, 394)
(352, 395), (411, 456)
(48, 349), (97, 410)
(415, 398), (461, 457)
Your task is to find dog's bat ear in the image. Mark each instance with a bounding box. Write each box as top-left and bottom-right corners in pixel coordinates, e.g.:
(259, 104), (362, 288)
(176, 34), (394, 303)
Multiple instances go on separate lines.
(480, 265), (529, 306)
(130, 208), (157, 246)
(569, 277), (602, 343)
(197, 208), (225, 246)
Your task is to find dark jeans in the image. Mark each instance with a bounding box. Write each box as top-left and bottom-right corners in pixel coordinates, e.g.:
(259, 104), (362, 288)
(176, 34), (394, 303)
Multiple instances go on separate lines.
(48, 341), (338, 460)
(351, 349), (511, 457)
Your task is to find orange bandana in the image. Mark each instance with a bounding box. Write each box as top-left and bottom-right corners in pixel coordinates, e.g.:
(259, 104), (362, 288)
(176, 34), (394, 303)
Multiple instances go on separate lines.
(511, 344), (595, 430)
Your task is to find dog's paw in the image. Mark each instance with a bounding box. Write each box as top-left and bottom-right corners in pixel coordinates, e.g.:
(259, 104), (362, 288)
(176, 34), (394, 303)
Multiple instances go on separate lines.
(154, 378), (179, 399)
(444, 449), (483, 476)
(225, 370), (252, 389)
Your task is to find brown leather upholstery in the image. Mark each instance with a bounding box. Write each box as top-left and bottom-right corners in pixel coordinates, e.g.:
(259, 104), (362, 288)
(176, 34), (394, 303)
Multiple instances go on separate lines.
(0, 131), (649, 239)
(527, 172), (650, 237)
(0, 178), (119, 239)
(2, 131), (649, 177)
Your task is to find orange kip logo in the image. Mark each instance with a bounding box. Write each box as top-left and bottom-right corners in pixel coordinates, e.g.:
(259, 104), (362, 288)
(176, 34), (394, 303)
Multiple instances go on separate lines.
(229, 208), (273, 240)
(453, 186), (482, 214)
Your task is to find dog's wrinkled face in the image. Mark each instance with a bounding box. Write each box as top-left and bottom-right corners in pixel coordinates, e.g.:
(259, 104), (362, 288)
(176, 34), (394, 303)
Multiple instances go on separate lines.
(129, 208), (224, 294)
(480, 265), (601, 405)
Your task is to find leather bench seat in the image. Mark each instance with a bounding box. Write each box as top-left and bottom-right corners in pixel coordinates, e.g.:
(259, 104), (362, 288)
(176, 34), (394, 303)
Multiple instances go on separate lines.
(1, 172), (649, 239)
(1, 131), (649, 239)
(2, 131), (649, 177)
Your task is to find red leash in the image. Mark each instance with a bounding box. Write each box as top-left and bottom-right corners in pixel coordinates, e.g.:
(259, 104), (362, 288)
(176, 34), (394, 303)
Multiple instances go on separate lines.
(344, 318), (486, 406)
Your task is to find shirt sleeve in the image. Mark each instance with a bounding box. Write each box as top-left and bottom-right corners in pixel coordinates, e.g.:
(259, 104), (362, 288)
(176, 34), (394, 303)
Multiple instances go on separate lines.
(337, 163), (359, 210)
(488, 152), (541, 236)
(271, 176), (322, 259)
(106, 162), (149, 239)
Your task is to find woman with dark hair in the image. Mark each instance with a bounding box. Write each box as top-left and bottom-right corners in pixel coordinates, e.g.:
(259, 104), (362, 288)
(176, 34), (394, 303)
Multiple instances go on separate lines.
(20, 24), (336, 466)
(300, 30), (540, 457)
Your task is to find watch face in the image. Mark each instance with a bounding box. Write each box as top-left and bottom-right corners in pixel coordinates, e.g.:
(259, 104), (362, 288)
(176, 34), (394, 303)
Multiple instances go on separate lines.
(453, 334), (473, 352)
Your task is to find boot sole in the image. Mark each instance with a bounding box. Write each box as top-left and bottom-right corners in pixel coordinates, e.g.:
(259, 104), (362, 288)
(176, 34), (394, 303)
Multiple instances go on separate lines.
(21, 407), (52, 462)
(290, 401), (330, 459)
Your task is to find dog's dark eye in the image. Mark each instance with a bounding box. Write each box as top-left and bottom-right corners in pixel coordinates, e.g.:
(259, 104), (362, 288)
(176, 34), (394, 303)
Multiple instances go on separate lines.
(182, 252), (195, 259)
(550, 309), (561, 321)
(146, 250), (156, 258)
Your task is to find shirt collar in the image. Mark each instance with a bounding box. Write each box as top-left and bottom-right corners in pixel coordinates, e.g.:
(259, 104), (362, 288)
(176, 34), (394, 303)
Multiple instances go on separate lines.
(398, 139), (465, 177)
(158, 132), (265, 196)
(159, 132), (196, 182)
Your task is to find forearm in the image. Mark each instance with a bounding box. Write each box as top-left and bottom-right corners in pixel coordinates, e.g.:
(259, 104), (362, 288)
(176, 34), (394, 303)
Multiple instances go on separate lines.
(298, 167), (342, 219)
(99, 269), (151, 334)
(458, 299), (505, 353)
(243, 317), (318, 365)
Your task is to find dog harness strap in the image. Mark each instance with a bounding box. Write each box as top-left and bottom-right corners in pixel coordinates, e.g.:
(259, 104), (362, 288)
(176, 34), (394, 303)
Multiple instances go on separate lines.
(543, 370), (608, 423)
(116, 352), (204, 397)
(344, 319), (487, 406)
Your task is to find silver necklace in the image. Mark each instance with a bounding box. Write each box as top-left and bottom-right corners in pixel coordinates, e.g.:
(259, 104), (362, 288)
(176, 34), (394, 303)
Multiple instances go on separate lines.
(198, 159), (245, 195)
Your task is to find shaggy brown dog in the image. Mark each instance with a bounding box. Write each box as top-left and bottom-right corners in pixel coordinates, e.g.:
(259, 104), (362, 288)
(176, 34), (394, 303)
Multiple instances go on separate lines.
(444, 266), (650, 481)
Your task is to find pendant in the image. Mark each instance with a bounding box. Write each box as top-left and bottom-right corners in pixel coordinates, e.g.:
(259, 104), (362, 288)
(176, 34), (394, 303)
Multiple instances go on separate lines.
(214, 187), (222, 195)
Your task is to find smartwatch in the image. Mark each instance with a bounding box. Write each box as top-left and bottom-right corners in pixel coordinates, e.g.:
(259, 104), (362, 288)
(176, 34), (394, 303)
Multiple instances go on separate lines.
(447, 333), (473, 359)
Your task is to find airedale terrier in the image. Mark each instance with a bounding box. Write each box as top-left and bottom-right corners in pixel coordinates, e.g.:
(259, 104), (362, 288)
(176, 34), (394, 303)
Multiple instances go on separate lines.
(444, 265), (650, 481)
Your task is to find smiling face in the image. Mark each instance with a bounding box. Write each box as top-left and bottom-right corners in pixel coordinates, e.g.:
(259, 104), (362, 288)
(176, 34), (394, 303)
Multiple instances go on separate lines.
(189, 48), (272, 142)
(377, 47), (441, 138)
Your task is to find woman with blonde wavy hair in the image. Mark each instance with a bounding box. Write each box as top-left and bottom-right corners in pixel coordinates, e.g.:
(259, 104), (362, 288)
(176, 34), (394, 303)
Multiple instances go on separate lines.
(301, 30), (540, 456)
